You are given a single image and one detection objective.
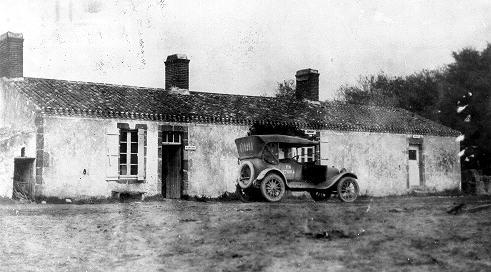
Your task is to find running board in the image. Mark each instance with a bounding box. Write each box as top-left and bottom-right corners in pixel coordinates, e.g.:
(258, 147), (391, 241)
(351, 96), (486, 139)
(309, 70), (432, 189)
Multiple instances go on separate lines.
(287, 181), (335, 190)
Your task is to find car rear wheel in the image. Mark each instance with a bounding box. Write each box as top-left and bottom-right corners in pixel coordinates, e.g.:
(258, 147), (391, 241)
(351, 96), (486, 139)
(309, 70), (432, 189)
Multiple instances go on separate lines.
(260, 173), (285, 202)
(337, 177), (359, 202)
(309, 190), (331, 201)
(237, 161), (255, 188)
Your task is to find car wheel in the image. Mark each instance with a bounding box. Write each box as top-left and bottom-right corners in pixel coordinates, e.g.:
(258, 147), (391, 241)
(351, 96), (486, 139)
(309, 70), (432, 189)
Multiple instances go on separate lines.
(260, 173), (286, 202)
(309, 190), (331, 201)
(337, 177), (359, 202)
(237, 161), (255, 188)
(236, 184), (253, 202)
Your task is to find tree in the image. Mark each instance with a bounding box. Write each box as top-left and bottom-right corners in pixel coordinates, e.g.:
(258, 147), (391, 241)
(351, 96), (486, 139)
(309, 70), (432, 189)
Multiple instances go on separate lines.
(274, 79), (296, 100)
(337, 44), (491, 173)
(439, 45), (491, 172)
(336, 70), (442, 120)
(251, 79), (313, 139)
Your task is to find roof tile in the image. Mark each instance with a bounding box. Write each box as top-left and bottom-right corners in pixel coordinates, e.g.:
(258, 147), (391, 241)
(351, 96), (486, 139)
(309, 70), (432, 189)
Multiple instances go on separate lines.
(2, 77), (459, 136)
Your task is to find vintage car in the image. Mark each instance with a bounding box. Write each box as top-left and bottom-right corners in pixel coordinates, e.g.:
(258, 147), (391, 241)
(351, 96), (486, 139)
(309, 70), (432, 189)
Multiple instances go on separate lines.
(235, 134), (359, 202)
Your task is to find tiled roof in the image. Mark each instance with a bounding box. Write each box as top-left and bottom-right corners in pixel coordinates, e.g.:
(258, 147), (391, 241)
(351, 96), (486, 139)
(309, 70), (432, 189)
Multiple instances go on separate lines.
(2, 77), (459, 136)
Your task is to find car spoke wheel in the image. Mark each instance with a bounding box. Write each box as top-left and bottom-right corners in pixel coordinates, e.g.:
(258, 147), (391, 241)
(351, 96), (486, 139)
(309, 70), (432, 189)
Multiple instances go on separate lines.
(237, 161), (255, 188)
(260, 173), (285, 202)
(337, 177), (359, 202)
(310, 190), (331, 201)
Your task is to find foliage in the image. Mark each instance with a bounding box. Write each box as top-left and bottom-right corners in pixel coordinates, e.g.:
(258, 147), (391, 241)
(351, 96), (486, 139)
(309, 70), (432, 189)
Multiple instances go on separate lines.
(249, 79), (311, 137)
(337, 44), (491, 174)
(336, 70), (443, 120)
(442, 45), (491, 172)
(274, 79), (296, 100)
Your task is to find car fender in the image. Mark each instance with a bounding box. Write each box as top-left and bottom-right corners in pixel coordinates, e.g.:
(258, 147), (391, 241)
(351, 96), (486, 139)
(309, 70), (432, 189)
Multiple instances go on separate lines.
(256, 168), (288, 184)
(321, 172), (358, 189)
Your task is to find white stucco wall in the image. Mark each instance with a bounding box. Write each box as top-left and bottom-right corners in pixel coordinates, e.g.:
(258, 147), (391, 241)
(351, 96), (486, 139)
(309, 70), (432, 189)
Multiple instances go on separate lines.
(186, 124), (249, 197)
(424, 136), (461, 191)
(320, 131), (408, 196)
(320, 130), (460, 196)
(0, 80), (37, 197)
(39, 116), (162, 199)
(33, 113), (461, 199)
(38, 116), (249, 199)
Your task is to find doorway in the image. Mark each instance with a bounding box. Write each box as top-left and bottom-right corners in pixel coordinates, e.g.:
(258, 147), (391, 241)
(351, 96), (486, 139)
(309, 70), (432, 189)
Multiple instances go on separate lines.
(408, 144), (422, 187)
(162, 144), (183, 199)
(12, 158), (35, 199)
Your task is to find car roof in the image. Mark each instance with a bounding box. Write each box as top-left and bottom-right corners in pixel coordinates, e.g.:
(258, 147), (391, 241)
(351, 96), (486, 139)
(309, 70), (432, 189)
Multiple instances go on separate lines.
(239, 135), (318, 146)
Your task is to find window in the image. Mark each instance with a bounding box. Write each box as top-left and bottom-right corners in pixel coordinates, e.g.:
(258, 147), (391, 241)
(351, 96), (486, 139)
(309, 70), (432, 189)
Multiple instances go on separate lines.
(292, 147), (315, 163)
(119, 130), (138, 176)
(409, 150), (417, 160)
(263, 145), (279, 165)
(162, 132), (181, 145)
(106, 124), (146, 181)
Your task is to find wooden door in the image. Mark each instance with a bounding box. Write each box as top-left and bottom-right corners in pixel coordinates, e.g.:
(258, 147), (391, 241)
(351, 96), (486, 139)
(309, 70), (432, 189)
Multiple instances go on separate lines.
(408, 145), (421, 187)
(12, 158), (35, 199)
(162, 145), (182, 198)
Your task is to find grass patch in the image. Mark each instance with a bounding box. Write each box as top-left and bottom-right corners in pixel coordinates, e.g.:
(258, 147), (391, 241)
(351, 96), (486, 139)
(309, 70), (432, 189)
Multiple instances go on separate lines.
(423, 188), (464, 197)
(182, 191), (240, 202)
(35, 196), (119, 205)
(0, 196), (17, 204)
(142, 194), (166, 202)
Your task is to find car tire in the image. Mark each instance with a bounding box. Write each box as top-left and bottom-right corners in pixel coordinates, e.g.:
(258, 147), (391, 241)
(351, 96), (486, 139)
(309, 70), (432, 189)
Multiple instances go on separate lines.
(309, 190), (331, 201)
(237, 161), (255, 189)
(260, 173), (286, 202)
(337, 177), (359, 202)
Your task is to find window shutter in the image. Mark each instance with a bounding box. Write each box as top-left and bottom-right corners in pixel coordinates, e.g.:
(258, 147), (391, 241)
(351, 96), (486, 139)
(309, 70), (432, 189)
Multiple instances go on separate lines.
(105, 127), (120, 180)
(137, 128), (145, 181)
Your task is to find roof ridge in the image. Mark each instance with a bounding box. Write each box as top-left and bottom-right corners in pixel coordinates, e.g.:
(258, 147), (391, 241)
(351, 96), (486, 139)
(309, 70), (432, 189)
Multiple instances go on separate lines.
(21, 77), (275, 100)
(23, 77), (166, 92)
(322, 100), (404, 111)
(190, 90), (275, 99)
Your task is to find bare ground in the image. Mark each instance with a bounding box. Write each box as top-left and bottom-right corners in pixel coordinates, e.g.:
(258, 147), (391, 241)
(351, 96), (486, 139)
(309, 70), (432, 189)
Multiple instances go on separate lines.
(0, 195), (490, 272)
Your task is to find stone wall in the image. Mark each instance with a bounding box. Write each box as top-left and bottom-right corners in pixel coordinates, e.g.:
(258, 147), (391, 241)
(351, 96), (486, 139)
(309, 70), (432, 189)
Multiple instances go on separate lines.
(0, 80), (37, 197)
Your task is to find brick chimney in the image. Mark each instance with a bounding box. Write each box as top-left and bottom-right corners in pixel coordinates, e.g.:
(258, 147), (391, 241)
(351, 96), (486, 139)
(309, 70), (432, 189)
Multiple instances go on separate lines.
(165, 54), (189, 90)
(0, 32), (23, 78)
(295, 69), (319, 101)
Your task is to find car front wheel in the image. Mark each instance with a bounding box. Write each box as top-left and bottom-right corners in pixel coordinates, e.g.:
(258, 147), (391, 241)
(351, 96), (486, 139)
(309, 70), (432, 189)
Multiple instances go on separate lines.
(260, 173), (286, 202)
(337, 177), (359, 202)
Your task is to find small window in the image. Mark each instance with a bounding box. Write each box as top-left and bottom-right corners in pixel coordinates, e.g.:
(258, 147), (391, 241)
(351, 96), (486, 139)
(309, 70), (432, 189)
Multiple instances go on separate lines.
(295, 147), (315, 163)
(409, 150), (417, 160)
(119, 130), (139, 176)
(163, 132), (181, 145)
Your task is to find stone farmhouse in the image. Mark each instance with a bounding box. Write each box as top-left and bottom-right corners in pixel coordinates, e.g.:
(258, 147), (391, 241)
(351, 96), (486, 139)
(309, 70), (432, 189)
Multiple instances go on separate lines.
(0, 32), (461, 200)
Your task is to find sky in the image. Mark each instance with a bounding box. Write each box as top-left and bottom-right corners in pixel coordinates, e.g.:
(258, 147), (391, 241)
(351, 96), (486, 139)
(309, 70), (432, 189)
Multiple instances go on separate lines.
(0, 0), (490, 100)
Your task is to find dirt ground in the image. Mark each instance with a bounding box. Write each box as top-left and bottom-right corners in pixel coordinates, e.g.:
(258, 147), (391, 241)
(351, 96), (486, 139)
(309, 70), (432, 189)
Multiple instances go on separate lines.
(0, 195), (490, 272)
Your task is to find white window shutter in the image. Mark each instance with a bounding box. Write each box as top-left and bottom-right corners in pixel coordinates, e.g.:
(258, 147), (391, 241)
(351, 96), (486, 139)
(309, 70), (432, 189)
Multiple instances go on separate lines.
(105, 127), (120, 180)
(137, 129), (145, 181)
